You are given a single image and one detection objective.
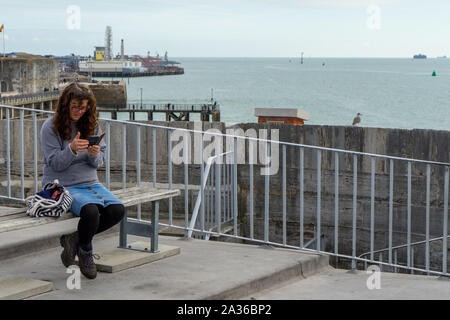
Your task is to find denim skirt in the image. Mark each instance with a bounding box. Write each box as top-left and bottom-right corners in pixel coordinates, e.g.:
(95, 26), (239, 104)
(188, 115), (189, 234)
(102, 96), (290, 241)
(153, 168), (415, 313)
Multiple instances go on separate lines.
(65, 183), (123, 216)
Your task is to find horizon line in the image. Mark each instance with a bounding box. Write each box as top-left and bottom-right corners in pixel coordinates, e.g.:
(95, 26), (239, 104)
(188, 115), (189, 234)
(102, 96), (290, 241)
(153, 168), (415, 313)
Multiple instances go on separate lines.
(4, 53), (447, 59)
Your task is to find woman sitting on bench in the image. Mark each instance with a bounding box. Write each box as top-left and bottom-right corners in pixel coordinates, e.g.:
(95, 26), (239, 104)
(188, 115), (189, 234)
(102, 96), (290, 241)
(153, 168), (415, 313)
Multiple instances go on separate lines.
(39, 82), (125, 280)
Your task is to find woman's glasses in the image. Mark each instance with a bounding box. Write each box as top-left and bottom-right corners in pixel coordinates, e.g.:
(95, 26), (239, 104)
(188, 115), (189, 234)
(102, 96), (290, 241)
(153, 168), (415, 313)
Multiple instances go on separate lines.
(70, 104), (88, 112)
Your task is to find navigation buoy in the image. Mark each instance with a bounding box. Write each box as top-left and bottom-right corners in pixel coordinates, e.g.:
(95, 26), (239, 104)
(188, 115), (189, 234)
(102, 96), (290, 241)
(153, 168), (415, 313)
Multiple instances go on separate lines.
(432, 70), (437, 76)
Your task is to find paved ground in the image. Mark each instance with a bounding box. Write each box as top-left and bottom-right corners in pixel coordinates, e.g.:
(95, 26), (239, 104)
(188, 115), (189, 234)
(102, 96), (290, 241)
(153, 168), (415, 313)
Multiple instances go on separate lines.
(0, 233), (328, 300)
(0, 212), (449, 300)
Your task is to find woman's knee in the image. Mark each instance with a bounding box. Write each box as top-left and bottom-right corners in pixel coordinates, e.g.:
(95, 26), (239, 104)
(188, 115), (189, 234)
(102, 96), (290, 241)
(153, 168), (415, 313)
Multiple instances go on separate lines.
(80, 203), (100, 222)
(104, 204), (125, 222)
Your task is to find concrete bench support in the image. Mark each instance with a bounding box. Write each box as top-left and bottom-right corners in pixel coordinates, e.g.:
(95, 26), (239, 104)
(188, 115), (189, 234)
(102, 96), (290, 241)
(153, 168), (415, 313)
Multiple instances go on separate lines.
(100, 186), (181, 272)
(114, 186), (180, 253)
(95, 242), (180, 273)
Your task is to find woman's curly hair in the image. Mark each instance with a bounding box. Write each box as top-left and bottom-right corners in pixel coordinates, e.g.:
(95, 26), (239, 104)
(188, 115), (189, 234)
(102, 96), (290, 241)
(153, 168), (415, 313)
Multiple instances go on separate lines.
(53, 82), (98, 140)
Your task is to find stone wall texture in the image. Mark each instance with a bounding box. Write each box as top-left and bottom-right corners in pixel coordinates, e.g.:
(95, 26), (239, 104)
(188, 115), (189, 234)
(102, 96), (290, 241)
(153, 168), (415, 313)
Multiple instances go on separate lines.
(0, 57), (58, 94)
(87, 81), (127, 108)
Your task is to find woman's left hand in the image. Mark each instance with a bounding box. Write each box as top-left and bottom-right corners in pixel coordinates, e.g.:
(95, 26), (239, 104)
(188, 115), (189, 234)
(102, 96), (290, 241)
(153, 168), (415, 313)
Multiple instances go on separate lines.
(88, 145), (101, 157)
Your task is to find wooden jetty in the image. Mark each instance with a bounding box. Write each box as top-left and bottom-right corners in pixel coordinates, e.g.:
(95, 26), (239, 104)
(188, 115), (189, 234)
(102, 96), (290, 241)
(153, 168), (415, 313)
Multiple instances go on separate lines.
(98, 103), (220, 122)
(0, 91), (220, 122)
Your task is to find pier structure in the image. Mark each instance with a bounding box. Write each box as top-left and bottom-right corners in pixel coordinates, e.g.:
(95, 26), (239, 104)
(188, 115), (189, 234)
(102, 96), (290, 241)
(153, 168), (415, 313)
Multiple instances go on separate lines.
(98, 102), (220, 122)
(78, 69), (184, 78)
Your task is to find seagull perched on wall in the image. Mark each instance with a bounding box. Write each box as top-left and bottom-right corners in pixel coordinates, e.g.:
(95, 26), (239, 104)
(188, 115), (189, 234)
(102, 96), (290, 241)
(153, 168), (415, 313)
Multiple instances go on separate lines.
(352, 113), (362, 126)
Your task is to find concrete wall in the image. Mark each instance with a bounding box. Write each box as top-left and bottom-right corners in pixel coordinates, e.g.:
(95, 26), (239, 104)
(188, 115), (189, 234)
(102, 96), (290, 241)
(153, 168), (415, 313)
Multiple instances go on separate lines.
(1, 119), (449, 270)
(0, 57), (58, 94)
(233, 123), (450, 271)
(87, 81), (127, 108)
(58, 80), (127, 109)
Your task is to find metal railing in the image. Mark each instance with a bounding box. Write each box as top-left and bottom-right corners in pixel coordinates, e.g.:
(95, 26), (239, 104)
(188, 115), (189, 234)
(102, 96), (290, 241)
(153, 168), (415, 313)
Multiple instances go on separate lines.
(1, 105), (449, 277)
(188, 152), (235, 240)
(359, 235), (450, 275)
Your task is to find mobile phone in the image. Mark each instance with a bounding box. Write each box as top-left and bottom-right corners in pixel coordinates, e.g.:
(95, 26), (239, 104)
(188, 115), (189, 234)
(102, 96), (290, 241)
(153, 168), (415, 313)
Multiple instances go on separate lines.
(88, 134), (105, 146)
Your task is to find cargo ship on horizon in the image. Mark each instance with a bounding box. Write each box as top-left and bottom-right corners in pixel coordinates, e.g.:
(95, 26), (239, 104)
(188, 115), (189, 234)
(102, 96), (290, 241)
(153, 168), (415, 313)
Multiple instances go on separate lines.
(413, 54), (427, 59)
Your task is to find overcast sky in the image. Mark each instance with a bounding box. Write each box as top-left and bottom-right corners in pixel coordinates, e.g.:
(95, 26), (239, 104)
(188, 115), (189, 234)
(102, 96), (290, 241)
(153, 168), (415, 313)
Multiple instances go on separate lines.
(1, 0), (449, 57)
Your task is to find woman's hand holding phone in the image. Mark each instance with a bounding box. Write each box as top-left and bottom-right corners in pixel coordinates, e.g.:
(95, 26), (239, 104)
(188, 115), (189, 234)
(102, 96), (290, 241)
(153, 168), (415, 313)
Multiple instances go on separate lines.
(87, 132), (105, 156)
(88, 145), (101, 156)
(70, 132), (89, 154)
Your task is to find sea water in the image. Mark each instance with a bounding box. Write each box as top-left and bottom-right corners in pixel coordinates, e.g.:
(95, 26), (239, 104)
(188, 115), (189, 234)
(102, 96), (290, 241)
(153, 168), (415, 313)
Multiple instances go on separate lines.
(100, 58), (450, 131)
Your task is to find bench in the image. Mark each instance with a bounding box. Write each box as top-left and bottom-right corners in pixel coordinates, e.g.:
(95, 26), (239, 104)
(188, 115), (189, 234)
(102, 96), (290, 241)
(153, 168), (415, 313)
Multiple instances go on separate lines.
(0, 183), (180, 253)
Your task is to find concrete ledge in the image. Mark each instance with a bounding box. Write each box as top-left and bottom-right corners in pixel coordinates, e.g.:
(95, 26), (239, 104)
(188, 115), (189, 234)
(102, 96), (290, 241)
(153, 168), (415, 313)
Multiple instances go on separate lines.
(206, 249), (329, 300)
(95, 242), (180, 273)
(254, 107), (310, 120)
(0, 276), (53, 300)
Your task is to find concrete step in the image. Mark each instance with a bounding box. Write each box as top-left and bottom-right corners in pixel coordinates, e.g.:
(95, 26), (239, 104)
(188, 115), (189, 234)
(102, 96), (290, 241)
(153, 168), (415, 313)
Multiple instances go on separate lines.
(0, 276), (53, 300)
(243, 267), (450, 300)
(206, 247), (329, 300)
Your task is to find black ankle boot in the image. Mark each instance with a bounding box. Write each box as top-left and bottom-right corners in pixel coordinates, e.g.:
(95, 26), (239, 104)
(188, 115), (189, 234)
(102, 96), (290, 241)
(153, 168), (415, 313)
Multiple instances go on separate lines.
(77, 247), (99, 279)
(60, 231), (79, 267)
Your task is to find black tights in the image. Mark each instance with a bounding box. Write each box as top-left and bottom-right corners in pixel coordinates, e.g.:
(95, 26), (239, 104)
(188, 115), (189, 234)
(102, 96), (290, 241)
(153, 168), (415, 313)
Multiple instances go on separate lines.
(78, 204), (125, 250)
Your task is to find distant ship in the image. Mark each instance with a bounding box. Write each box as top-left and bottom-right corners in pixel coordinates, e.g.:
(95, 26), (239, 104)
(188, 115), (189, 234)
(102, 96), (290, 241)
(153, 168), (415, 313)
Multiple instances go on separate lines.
(413, 54), (427, 59)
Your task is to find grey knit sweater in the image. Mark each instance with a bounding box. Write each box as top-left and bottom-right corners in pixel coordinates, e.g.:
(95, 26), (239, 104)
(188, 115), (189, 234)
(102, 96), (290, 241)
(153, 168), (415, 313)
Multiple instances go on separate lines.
(39, 116), (106, 187)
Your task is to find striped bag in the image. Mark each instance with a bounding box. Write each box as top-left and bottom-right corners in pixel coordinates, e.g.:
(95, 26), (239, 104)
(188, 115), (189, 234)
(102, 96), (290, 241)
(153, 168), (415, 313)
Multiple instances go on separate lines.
(25, 179), (74, 218)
